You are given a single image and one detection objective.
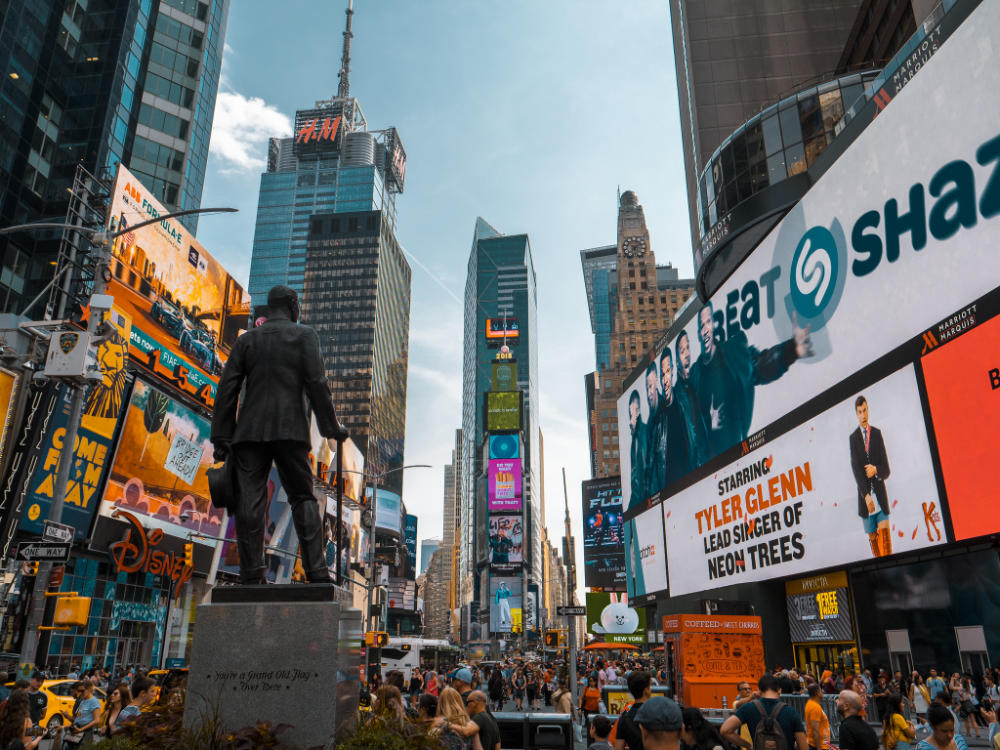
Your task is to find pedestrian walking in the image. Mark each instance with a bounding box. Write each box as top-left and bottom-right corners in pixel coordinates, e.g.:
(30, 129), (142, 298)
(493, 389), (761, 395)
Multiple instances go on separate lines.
(915, 703), (969, 750)
(882, 693), (916, 750)
(580, 677), (602, 725)
(911, 673), (931, 729)
(837, 690), (879, 750)
(488, 668), (505, 712)
(805, 684), (832, 750)
(512, 669), (526, 711)
(433, 687), (482, 750)
(681, 706), (730, 750)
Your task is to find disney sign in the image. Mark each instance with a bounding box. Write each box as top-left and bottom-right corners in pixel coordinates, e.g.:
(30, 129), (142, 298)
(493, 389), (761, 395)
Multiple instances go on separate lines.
(107, 510), (193, 598)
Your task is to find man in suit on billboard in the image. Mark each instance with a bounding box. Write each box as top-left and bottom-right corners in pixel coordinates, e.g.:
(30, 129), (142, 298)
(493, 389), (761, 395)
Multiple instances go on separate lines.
(627, 389), (649, 511)
(693, 301), (812, 458)
(674, 330), (710, 467)
(211, 285), (349, 584)
(849, 395), (892, 557)
(658, 347), (703, 485)
(645, 363), (668, 494)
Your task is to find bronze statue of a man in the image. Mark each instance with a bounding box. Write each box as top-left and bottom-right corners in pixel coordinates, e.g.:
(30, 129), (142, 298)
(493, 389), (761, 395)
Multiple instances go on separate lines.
(211, 285), (348, 584)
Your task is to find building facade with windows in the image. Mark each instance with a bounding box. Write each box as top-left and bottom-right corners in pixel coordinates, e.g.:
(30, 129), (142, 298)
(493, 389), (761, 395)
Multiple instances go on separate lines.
(0, 0), (229, 313)
(581, 193), (694, 479)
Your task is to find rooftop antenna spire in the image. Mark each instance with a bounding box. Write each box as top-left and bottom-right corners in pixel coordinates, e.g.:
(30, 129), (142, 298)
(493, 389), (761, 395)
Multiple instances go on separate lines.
(337, 0), (354, 99)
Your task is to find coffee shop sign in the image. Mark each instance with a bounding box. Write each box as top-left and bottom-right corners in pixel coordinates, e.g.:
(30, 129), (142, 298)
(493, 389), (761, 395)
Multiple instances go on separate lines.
(108, 510), (193, 595)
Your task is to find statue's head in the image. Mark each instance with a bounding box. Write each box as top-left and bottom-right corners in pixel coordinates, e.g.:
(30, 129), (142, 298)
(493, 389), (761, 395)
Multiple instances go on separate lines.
(267, 285), (300, 322)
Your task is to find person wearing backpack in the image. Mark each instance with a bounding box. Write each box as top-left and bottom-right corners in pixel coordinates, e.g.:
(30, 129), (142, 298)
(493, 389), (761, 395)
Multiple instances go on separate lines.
(614, 670), (654, 750)
(720, 674), (808, 750)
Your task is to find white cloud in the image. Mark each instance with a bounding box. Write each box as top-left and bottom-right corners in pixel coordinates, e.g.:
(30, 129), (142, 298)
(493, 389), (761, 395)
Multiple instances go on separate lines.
(208, 91), (291, 174)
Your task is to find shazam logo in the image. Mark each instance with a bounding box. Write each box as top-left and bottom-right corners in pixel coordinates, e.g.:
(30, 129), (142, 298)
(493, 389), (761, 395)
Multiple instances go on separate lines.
(789, 225), (839, 320)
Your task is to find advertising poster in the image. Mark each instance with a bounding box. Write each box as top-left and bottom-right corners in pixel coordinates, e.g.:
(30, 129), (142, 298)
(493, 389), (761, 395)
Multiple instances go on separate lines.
(617, 11), (1000, 515)
(0, 366), (20, 467)
(307, 418), (365, 500)
(582, 477), (625, 590)
(785, 571), (854, 643)
(488, 434), (519, 460)
(20, 308), (132, 539)
(488, 459), (522, 511)
(664, 366), (945, 598)
(586, 592), (646, 644)
(486, 391), (521, 432)
(405, 514), (418, 572)
(525, 584), (539, 632)
(373, 489), (402, 534)
(624, 504), (668, 600)
(920, 311), (1000, 541)
(106, 165), (248, 408)
(218, 465), (299, 583)
(489, 577), (522, 633)
(488, 514), (523, 571)
(99, 379), (223, 546)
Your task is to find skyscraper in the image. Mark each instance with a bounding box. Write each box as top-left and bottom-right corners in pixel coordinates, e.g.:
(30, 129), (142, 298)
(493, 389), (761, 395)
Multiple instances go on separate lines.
(581, 192), (695, 479)
(0, 0), (229, 312)
(461, 218), (540, 637)
(668, 0), (862, 264)
(247, 2), (411, 488)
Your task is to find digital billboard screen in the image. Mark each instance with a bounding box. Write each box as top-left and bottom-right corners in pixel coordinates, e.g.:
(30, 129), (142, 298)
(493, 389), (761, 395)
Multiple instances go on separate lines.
(98, 379), (224, 547)
(619, 2), (1000, 601)
(486, 391), (521, 432)
(616, 1), (1000, 518)
(488, 459), (522, 511)
(373, 489), (403, 535)
(488, 434), (519, 460)
(581, 477), (625, 590)
(491, 361), (518, 391)
(19, 308), (131, 539)
(405, 514), (418, 572)
(106, 165), (247, 409)
(625, 504), (667, 601)
(586, 592), (646, 644)
(488, 514), (523, 572)
(485, 317), (519, 342)
(663, 366), (945, 598)
(489, 577), (522, 634)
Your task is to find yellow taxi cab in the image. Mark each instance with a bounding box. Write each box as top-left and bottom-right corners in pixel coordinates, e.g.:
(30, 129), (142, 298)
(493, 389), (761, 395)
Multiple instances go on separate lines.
(148, 667), (188, 706)
(5, 679), (107, 730)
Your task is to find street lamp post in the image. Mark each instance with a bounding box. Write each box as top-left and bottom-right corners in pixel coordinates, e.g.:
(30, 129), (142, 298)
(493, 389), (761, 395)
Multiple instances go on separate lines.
(1, 205), (237, 668)
(339, 462), (429, 681)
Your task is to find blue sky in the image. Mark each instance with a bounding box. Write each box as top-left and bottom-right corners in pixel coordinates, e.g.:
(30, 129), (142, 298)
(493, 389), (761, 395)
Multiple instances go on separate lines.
(196, 0), (691, 589)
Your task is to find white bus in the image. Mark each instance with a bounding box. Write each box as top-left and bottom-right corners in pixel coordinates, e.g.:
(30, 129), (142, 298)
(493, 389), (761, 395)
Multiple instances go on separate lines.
(380, 637), (461, 682)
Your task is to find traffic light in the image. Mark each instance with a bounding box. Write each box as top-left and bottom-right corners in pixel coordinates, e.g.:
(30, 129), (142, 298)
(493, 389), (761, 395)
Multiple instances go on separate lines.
(544, 630), (557, 647)
(23, 562), (38, 576)
(183, 543), (194, 568)
(365, 631), (388, 647)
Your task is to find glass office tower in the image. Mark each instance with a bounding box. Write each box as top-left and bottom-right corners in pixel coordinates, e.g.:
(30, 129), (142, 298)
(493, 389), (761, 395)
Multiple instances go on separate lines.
(460, 218), (541, 618)
(0, 0), (230, 312)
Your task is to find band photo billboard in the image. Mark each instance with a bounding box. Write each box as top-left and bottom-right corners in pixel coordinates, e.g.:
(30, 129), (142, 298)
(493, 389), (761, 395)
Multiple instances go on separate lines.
(624, 503), (668, 601)
(663, 365), (945, 598)
(106, 165), (248, 409)
(19, 307), (131, 539)
(488, 458), (522, 511)
(582, 477), (626, 590)
(488, 514), (523, 572)
(489, 576), (522, 633)
(616, 2), (1000, 518)
(485, 391), (521, 432)
(586, 592), (646, 644)
(98, 379), (223, 548)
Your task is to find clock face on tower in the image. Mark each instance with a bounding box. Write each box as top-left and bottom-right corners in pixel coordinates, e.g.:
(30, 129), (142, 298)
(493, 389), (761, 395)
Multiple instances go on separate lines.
(622, 235), (647, 257)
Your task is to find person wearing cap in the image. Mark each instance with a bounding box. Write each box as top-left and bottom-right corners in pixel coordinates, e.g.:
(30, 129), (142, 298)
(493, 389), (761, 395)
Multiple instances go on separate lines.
(451, 667), (474, 702)
(634, 696), (684, 750)
(212, 285), (349, 584)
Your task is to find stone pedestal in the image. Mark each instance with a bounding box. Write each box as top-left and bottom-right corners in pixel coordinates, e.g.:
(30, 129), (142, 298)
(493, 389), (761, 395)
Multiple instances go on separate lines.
(184, 585), (361, 749)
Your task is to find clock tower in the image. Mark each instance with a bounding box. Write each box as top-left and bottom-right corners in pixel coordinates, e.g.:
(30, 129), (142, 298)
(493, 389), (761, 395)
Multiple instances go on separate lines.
(582, 190), (694, 479)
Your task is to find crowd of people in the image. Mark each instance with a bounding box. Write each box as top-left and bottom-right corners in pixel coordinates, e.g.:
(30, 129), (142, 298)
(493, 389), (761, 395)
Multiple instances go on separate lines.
(0, 667), (159, 749)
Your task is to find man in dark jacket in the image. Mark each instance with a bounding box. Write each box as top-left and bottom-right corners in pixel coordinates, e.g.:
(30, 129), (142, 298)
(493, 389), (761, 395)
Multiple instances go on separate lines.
(673, 330), (710, 470)
(626, 390), (649, 512)
(693, 302), (811, 458)
(211, 285), (348, 583)
(849, 395), (892, 557)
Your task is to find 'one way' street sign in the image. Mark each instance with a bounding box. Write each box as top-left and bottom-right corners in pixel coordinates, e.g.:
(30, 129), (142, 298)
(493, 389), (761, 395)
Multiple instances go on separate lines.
(557, 606), (586, 617)
(16, 543), (71, 562)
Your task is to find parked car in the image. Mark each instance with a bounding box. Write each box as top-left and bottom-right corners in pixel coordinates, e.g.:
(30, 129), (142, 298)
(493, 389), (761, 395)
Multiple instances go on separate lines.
(150, 298), (187, 338)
